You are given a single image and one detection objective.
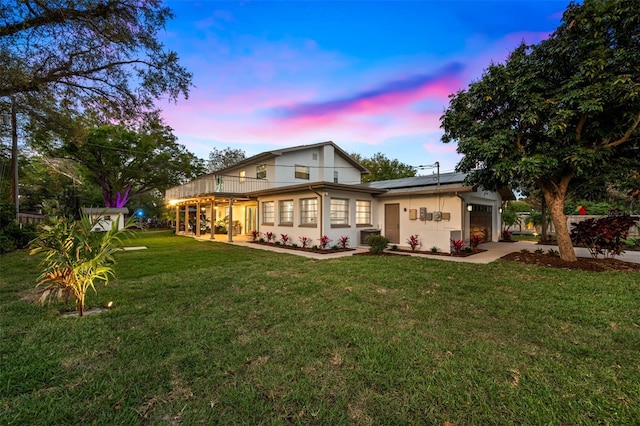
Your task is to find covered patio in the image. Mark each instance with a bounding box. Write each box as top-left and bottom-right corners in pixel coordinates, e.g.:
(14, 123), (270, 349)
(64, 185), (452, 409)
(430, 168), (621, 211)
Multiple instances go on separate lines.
(165, 174), (267, 242)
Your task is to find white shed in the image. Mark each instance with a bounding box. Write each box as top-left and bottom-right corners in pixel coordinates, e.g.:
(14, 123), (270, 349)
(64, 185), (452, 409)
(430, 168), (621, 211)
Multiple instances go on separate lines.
(82, 207), (129, 231)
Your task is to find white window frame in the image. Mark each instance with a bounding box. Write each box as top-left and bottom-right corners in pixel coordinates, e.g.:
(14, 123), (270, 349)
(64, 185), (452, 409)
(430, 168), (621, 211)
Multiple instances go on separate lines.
(279, 199), (294, 225)
(356, 200), (372, 225)
(330, 198), (349, 226)
(262, 201), (274, 225)
(300, 198), (318, 226)
(295, 165), (310, 180)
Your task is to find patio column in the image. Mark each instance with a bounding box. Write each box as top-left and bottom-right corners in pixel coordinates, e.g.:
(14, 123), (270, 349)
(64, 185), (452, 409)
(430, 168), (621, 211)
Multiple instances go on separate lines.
(209, 200), (215, 239)
(195, 201), (201, 237)
(228, 197), (234, 242)
(175, 205), (179, 234)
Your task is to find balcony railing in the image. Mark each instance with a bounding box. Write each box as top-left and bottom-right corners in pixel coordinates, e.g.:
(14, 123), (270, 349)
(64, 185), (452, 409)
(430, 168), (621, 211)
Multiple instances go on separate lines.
(165, 175), (269, 201)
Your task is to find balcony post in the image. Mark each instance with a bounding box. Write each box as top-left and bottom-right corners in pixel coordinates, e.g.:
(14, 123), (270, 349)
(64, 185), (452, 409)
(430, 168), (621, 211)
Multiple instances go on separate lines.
(228, 198), (234, 242)
(209, 200), (215, 239)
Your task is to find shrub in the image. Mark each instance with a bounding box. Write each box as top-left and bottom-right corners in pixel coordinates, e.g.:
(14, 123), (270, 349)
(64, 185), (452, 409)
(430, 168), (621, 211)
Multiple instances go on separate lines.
(265, 232), (274, 242)
(280, 233), (290, 245)
(470, 234), (483, 249)
(520, 248), (530, 254)
(407, 234), (420, 251)
(338, 236), (349, 249)
(251, 230), (260, 241)
(299, 236), (311, 248)
(501, 229), (513, 241)
(366, 235), (389, 254)
(534, 248), (544, 254)
(319, 235), (331, 250)
(391, 244), (398, 251)
(547, 248), (560, 257)
(29, 214), (131, 316)
(450, 239), (465, 254)
(570, 210), (637, 258)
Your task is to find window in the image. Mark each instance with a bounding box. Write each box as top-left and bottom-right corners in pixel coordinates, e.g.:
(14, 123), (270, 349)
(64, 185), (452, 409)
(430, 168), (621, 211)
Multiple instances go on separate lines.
(300, 198), (318, 225)
(256, 164), (267, 179)
(239, 170), (245, 183)
(216, 176), (224, 191)
(333, 170), (339, 183)
(330, 198), (349, 225)
(356, 200), (372, 225)
(262, 201), (274, 224)
(295, 165), (310, 180)
(279, 200), (294, 225)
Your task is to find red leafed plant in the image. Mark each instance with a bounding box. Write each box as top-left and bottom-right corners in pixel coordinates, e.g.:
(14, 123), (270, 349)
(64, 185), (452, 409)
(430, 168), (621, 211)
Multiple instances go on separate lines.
(251, 230), (260, 241)
(407, 234), (420, 251)
(338, 236), (350, 249)
(280, 234), (290, 245)
(319, 235), (331, 249)
(450, 239), (465, 255)
(570, 210), (637, 258)
(470, 234), (483, 249)
(299, 236), (310, 248)
(265, 232), (274, 242)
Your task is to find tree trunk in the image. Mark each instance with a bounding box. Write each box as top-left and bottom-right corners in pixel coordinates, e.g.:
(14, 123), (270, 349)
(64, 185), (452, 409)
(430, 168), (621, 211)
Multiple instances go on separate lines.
(541, 188), (577, 262)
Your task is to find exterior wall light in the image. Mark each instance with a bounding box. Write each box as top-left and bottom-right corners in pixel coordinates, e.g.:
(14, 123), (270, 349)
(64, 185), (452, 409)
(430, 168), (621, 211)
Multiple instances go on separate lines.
(467, 205), (473, 212)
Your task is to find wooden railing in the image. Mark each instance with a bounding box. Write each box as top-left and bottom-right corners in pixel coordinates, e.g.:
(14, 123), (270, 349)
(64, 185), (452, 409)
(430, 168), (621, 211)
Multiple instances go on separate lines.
(165, 175), (269, 200)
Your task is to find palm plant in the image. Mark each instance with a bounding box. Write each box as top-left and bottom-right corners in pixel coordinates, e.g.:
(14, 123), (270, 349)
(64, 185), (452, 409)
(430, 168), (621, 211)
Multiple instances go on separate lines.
(29, 213), (131, 316)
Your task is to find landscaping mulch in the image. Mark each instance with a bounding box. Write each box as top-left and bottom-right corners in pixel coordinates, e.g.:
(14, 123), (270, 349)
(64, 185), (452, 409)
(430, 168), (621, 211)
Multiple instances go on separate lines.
(501, 251), (640, 272)
(353, 248), (487, 257)
(249, 241), (354, 254)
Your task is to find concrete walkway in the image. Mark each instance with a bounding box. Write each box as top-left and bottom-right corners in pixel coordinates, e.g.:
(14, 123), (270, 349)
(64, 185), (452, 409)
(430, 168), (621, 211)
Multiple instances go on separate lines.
(200, 236), (640, 264)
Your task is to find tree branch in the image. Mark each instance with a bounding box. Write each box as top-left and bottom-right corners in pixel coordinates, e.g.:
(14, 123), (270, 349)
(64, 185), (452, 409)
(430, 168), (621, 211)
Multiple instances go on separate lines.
(575, 114), (587, 142)
(606, 111), (640, 148)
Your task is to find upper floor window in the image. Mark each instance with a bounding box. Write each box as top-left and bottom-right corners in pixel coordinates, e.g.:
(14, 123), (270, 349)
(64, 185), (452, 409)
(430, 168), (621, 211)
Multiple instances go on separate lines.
(239, 170), (245, 183)
(262, 201), (274, 224)
(356, 200), (372, 225)
(279, 200), (294, 225)
(333, 170), (339, 183)
(330, 198), (349, 225)
(295, 165), (310, 180)
(256, 164), (267, 179)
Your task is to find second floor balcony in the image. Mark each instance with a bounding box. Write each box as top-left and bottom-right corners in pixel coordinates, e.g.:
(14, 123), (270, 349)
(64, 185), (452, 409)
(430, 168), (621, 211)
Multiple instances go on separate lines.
(165, 174), (269, 202)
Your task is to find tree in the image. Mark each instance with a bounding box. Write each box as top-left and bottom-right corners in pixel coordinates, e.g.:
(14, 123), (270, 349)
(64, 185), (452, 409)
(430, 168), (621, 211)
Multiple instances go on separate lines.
(0, 0), (192, 119)
(43, 121), (205, 207)
(351, 152), (416, 183)
(441, 0), (640, 261)
(208, 147), (246, 173)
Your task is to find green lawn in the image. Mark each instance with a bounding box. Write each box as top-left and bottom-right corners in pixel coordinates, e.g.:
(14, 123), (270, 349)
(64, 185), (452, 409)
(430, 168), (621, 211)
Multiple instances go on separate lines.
(1, 231), (639, 424)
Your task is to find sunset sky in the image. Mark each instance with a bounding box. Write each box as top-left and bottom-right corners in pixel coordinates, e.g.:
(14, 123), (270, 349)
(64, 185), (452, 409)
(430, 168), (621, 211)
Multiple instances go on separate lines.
(159, 0), (571, 173)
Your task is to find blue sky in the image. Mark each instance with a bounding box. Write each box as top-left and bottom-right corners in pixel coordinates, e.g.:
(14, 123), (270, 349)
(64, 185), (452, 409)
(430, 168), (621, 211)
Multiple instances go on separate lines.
(160, 0), (571, 173)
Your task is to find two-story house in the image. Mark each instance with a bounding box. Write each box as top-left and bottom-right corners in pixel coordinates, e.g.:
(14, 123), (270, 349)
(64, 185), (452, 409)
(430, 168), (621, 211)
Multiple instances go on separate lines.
(164, 141), (513, 252)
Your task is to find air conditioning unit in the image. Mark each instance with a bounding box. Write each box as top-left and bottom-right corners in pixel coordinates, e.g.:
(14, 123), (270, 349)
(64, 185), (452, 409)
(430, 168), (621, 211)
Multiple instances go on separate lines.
(433, 211), (442, 221)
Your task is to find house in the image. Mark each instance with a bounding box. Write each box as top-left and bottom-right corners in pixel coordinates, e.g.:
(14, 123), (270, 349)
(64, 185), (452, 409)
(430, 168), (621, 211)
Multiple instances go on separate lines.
(82, 207), (129, 231)
(164, 141), (513, 252)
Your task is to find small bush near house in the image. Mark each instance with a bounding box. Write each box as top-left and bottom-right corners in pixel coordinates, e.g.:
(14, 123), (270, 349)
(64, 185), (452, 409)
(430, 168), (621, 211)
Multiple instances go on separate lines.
(534, 248), (545, 254)
(470, 234), (483, 249)
(251, 230), (260, 241)
(319, 235), (331, 250)
(431, 246), (440, 253)
(366, 235), (389, 254)
(501, 229), (513, 241)
(547, 248), (560, 257)
(450, 239), (465, 255)
(338, 236), (349, 249)
(265, 232), (275, 242)
(570, 210), (637, 258)
(299, 236), (311, 248)
(407, 234), (420, 251)
(280, 234), (290, 245)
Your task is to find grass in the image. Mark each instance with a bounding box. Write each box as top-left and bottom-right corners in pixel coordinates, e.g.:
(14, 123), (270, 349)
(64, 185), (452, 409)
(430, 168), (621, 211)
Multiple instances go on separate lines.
(1, 230), (639, 424)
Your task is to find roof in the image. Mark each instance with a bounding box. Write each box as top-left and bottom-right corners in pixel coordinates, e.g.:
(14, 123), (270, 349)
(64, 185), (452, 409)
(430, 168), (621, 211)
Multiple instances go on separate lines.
(246, 181), (386, 197)
(363, 172), (469, 190)
(210, 141), (369, 175)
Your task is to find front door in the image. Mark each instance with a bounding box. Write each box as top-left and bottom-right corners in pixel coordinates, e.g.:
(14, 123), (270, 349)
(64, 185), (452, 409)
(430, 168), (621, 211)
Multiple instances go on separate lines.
(245, 206), (257, 235)
(385, 203), (400, 244)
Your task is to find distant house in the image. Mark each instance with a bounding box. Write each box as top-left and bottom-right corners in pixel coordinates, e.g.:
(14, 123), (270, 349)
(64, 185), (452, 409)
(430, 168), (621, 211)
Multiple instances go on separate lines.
(164, 141), (513, 252)
(82, 207), (129, 231)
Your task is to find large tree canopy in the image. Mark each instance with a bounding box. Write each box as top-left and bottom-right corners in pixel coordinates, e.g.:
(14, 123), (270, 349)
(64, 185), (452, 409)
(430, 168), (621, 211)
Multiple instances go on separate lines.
(351, 152), (416, 183)
(0, 0), (192, 118)
(44, 121), (205, 208)
(208, 147), (246, 173)
(441, 0), (640, 261)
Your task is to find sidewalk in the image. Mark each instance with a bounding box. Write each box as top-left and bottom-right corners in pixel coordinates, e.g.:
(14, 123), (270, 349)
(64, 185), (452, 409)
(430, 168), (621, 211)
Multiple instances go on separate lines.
(215, 237), (640, 264)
